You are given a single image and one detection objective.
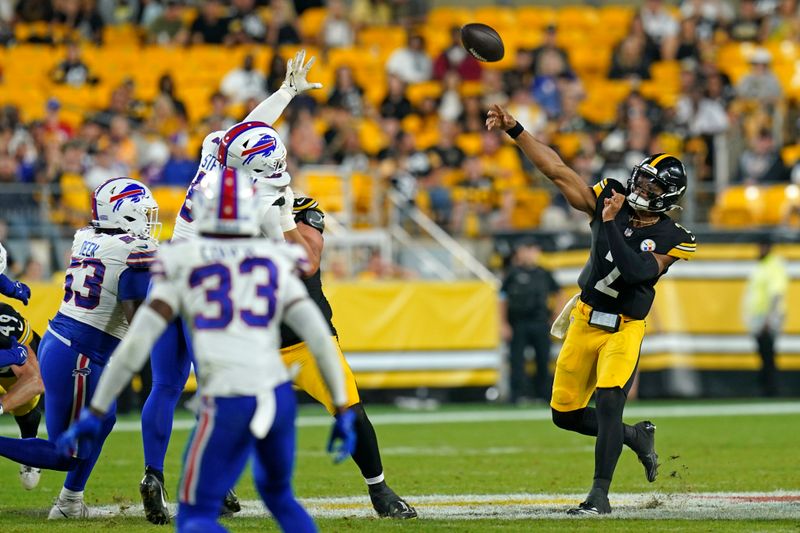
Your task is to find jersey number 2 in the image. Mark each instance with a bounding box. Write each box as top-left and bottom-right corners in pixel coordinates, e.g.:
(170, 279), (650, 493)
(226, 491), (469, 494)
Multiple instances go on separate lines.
(594, 252), (621, 298)
(64, 258), (106, 309)
(189, 258), (278, 330)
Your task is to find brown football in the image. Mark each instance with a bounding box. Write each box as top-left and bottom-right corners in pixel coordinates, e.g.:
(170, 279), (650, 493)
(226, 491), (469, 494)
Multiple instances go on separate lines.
(460, 23), (505, 62)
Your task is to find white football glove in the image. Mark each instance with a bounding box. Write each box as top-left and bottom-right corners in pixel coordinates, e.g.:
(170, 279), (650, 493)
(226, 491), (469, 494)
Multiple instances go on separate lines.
(281, 49), (323, 97)
(280, 186), (297, 232)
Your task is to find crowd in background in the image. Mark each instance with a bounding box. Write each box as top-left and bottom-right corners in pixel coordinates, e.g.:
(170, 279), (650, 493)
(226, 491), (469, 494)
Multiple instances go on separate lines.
(1, 0), (800, 248)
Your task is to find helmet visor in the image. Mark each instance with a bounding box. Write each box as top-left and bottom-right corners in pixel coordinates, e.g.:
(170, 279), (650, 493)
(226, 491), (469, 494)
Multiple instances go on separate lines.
(630, 166), (666, 200)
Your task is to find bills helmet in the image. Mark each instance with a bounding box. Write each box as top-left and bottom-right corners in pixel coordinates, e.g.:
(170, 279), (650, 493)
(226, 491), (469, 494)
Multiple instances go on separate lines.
(627, 153), (687, 213)
(217, 121), (290, 188)
(192, 165), (260, 236)
(91, 178), (160, 240)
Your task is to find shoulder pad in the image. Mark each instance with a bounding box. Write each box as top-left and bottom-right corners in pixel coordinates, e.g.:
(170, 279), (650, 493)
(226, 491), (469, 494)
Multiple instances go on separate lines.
(126, 238), (159, 269)
(0, 303), (30, 347)
(666, 222), (697, 261)
(293, 197), (325, 233)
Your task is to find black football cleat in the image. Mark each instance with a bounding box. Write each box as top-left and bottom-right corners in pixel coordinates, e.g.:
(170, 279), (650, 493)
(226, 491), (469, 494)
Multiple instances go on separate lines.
(567, 488), (611, 516)
(219, 489), (241, 517)
(369, 482), (417, 519)
(635, 420), (659, 483)
(140, 469), (170, 525)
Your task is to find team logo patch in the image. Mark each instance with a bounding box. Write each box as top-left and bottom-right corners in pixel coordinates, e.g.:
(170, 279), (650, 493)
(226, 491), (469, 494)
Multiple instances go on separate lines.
(72, 366), (92, 377)
(241, 134), (277, 165)
(109, 183), (147, 212)
(640, 239), (656, 252)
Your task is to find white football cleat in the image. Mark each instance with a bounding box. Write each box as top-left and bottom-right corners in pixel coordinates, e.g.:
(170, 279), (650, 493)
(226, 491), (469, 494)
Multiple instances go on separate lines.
(19, 465), (41, 490)
(48, 496), (89, 519)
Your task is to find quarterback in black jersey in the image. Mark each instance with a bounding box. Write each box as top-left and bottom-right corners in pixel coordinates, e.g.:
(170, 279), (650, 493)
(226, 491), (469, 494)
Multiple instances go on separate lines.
(279, 192), (417, 519)
(487, 105), (695, 515)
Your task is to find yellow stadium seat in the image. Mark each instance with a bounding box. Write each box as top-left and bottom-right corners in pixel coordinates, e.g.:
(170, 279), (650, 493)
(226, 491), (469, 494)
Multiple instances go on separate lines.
(358, 26), (406, 53)
(599, 5), (634, 33)
(517, 7), (558, 30)
(510, 188), (550, 229)
(570, 46), (612, 78)
(357, 119), (387, 155)
(351, 172), (375, 214)
(552, 132), (582, 160)
(557, 6), (600, 33)
(457, 133), (482, 157)
(103, 24), (141, 47)
(781, 144), (800, 166)
(406, 81), (442, 107)
(426, 7), (473, 29)
(298, 7), (327, 41)
(472, 7), (516, 31)
(299, 172), (345, 213)
(710, 185), (763, 227)
(60, 173), (91, 227)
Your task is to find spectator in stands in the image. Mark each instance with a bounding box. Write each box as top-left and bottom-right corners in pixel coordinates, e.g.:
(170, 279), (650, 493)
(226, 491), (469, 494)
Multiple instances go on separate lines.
(146, 0), (188, 45)
(531, 24), (570, 77)
(200, 91), (237, 133)
(322, 0), (355, 48)
(503, 48), (534, 95)
(438, 71), (464, 122)
(458, 95), (485, 133)
(266, 0), (301, 47)
(157, 73), (188, 119)
(507, 88), (546, 135)
(221, 54), (268, 105)
(628, 15), (663, 65)
(499, 239), (560, 404)
(288, 107), (324, 164)
(51, 41), (98, 87)
(265, 53), (287, 93)
(228, 0), (268, 44)
(84, 138), (127, 190)
(323, 103), (355, 163)
(729, 0), (768, 41)
(54, 0), (105, 44)
(531, 51), (567, 118)
(380, 75), (412, 120)
(190, 0), (230, 44)
(351, 0), (393, 28)
(159, 134), (197, 186)
(386, 34), (433, 84)
(556, 81), (587, 133)
(428, 120), (465, 170)
(43, 98), (74, 144)
(767, 0), (800, 41)
(109, 114), (137, 168)
(481, 69), (508, 109)
(328, 67), (364, 117)
(451, 156), (497, 235)
(433, 26), (482, 82)
(479, 130), (520, 187)
(743, 235), (788, 397)
(609, 35), (653, 80)
(736, 48), (783, 104)
(736, 128), (789, 183)
(680, 0), (734, 38)
(639, 0), (679, 59)
(676, 17), (701, 61)
(676, 75), (729, 137)
(20, 258), (44, 283)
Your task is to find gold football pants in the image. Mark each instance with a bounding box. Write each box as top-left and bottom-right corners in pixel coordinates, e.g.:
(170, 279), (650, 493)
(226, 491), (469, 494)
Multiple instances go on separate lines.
(281, 337), (361, 414)
(0, 377), (40, 416)
(550, 300), (645, 412)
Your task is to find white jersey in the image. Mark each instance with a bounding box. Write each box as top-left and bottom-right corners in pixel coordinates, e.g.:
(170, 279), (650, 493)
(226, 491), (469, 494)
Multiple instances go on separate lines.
(149, 237), (309, 396)
(172, 134), (285, 241)
(58, 227), (157, 340)
(0, 241), (6, 275)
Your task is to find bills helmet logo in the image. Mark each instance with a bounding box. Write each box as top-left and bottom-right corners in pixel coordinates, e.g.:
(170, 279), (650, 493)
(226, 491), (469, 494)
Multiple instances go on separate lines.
(109, 183), (147, 212)
(240, 134), (277, 165)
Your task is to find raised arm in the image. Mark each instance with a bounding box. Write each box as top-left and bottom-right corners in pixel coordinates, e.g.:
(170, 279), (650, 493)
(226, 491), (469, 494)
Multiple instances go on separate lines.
(244, 49), (323, 125)
(486, 105), (596, 216)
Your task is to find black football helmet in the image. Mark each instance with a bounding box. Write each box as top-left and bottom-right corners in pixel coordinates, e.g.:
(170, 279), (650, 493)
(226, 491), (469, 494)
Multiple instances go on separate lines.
(626, 153), (687, 213)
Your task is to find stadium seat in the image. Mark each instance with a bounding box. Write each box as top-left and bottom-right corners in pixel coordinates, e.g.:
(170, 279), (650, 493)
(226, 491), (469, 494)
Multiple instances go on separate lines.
(152, 187), (187, 241)
(301, 172), (345, 214)
(406, 81), (442, 107)
(298, 7), (327, 41)
(710, 186), (763, 227)
(510, 188), (550, 229)
(557, 6), (600, 33)
(516, 7), (558, 30)
(426, 7), (473, 29)
(781, 144), (800, 166)
(472, 7), (516, 32)
(569, 46), (612, 79)
(358, 26), (406, 53)
(552, 132), (583, 160)
(457, 133), (482, 157)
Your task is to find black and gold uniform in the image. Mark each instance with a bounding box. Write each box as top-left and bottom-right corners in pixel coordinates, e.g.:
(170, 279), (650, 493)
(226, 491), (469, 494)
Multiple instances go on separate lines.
(552, 177), (695, 413)
(279, 197), (360, 413)
(0, 302), (41, 417)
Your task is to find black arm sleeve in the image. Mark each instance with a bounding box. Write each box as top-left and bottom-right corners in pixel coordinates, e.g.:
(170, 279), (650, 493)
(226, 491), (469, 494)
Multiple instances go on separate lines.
(603, 220), (660, 284)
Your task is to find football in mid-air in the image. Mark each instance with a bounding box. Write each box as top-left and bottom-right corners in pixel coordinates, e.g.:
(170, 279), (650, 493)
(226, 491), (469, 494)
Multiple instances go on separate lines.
(460, 23), (505, 62)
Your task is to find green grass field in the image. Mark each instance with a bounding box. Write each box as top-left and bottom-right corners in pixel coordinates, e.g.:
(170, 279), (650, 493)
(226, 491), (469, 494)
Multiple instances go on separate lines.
(0, 400), (798, 532)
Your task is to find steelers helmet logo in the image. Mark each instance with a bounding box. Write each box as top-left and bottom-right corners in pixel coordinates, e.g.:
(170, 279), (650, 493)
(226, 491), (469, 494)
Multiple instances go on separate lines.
(640, 239), (656, 252)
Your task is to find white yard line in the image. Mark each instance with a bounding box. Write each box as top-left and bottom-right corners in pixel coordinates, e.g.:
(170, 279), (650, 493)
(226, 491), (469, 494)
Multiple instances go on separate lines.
(2, 402), (799, 436)
(88, 492), (800, 520)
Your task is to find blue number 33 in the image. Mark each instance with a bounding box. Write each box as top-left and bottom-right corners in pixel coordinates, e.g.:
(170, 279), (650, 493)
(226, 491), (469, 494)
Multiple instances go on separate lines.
(189, 258), (278, 330)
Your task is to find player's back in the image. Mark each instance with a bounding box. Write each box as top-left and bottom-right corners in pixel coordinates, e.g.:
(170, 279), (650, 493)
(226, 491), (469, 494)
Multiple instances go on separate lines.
(157, 237), (308, 396)
(172, 133), (222, 241)
(50, 226), (156, 362)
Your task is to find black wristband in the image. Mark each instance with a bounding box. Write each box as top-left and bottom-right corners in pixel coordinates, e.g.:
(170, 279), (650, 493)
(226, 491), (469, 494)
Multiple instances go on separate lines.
(505, 122), (524, 139)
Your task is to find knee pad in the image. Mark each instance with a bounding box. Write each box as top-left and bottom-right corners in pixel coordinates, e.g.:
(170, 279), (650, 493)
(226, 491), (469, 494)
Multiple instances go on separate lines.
(550, 387), (576, 410)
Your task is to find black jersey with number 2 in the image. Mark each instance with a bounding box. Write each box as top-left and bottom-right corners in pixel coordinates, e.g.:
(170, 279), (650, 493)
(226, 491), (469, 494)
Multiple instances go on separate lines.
(577, 179), (696, 320)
